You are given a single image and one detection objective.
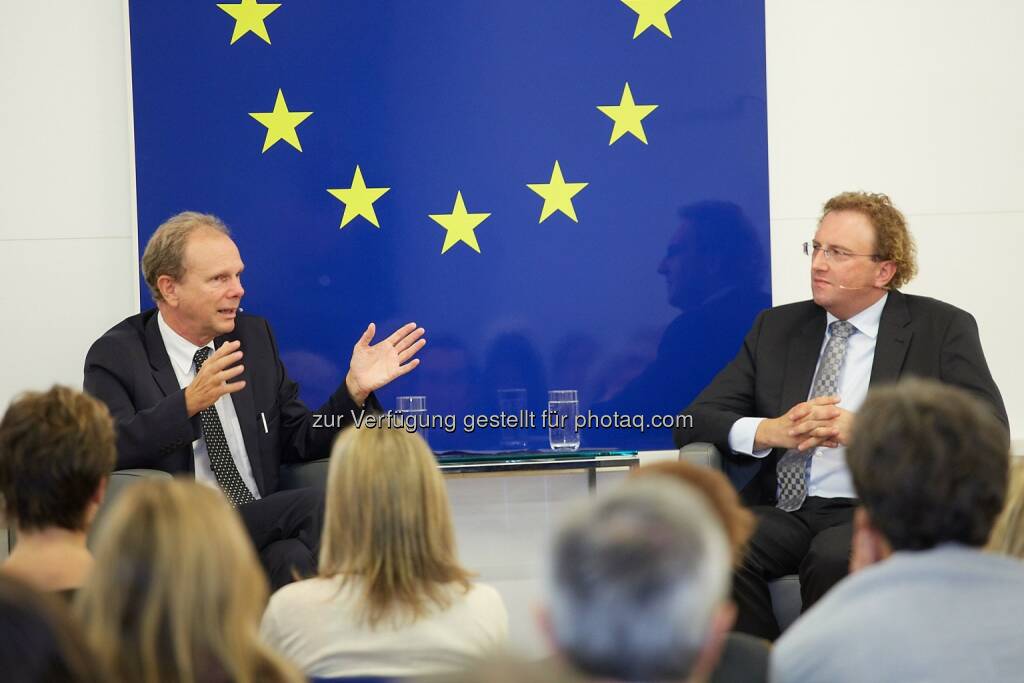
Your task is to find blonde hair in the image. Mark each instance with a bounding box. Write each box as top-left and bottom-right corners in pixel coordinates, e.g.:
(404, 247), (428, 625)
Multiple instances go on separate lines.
(821, 191), (918, 289)
(319, 426), (472, 627)
(75, 479), (301, 683)
(988, 461), (1024, 559)
(141, 211), (230, 302)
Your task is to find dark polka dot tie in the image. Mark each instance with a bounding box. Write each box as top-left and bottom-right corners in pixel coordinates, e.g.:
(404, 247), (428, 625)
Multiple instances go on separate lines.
(775, 320), (856, 512)
(193, 347), (255, 508)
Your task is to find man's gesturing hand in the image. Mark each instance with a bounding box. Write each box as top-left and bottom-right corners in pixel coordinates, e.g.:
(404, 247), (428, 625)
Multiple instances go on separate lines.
(184, 340), (246, 417)
(754, 396), (842, 451)
(345, 322), (426, 405)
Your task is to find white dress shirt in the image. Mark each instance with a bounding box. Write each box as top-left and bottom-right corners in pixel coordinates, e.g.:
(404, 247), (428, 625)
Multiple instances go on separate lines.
(727, 293), (888, 499)
(157, 312), (261, 500)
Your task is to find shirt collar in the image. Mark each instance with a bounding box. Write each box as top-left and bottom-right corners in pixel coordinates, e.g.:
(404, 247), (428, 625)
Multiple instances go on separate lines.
(826, 292), (888, 340)
(157, 311), (214, 376)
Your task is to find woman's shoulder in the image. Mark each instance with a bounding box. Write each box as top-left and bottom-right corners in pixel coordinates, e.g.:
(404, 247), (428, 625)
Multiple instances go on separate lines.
(267, 575), (353, 610)
(463, 581), (504, 603)
(451, 582), (509, 640)
(457, 581), (508, 617)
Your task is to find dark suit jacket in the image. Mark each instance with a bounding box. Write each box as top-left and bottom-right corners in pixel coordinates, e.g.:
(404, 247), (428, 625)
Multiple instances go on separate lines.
(675, 291), (1008, 505)
(84, 309), (376, 496)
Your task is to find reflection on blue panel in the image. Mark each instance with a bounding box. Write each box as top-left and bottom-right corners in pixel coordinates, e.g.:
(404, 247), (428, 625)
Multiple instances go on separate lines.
(130, 0), (771, 450)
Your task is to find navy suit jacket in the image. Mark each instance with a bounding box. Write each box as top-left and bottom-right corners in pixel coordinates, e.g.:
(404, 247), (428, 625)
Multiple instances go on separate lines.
(84, 309), (375, 496)
(675, 291), (1009, 505)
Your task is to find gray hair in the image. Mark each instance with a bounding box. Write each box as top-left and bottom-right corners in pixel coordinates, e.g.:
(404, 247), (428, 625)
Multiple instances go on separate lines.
(141, 211), (230, 302)
(548, 478), (731, 682)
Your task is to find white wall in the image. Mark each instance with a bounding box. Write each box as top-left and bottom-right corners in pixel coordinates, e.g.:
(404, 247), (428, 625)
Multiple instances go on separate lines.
(766, 0), (1024, 449)
(0, 1), (138, 411)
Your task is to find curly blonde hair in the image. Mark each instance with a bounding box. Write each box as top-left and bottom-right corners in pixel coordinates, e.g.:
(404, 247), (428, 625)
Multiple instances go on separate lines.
(822, 192), (918, 289)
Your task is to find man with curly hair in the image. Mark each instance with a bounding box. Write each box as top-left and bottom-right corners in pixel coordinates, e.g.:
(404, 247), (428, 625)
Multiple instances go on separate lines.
(676, 191), (1007, 640)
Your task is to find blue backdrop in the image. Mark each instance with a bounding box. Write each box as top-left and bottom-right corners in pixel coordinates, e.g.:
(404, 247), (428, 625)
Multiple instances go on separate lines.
(129, 0), (771, 450)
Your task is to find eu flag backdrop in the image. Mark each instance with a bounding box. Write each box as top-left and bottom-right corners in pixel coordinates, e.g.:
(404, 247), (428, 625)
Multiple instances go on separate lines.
(129, 0), (772, 450)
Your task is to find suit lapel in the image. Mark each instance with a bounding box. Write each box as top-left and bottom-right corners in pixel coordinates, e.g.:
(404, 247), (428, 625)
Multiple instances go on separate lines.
(870, 290), (912, 385)
(218, 329), (267, 496)
(144, 314), (184, 398)
(781, 308), (827, 412)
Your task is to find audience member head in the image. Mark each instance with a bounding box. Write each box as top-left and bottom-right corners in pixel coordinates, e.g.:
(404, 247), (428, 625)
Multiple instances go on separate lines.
(544, 478), (734, 683)
(986, 461), (1024, 559)
(319, 426), (471, 627)
(631, 460), (755, 566)
(847, 379), (1009, 570)
(76, 479), (300, 683)
(0, 575), (106, 682)
(0, 385), (115, 534)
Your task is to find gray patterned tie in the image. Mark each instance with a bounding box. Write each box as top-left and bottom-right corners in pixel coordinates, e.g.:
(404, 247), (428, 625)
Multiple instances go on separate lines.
(193, 347), (255, 508)
(775, 320), (856, 512)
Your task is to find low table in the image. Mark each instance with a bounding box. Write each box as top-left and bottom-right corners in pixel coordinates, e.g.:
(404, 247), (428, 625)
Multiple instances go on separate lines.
(435, 449), (640, 492)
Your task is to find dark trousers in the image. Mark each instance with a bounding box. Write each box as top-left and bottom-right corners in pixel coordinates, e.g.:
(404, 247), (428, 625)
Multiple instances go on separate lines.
(237, 487), (324, 591)
(733, 496), (856, 641)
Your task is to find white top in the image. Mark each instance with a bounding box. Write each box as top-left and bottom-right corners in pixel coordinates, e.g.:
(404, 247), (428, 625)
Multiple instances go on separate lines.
(727, 294), (888, 499)
(260, 576), (508, 677)
(156, 312), (260, 499)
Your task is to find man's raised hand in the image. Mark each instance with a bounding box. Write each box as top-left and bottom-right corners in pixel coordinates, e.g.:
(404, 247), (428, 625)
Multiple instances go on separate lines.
(184, 340), (245, 417)
(345, 322), (426, 405)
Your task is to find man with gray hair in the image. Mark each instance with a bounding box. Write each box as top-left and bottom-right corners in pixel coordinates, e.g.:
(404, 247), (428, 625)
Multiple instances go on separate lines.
(542, 477), (735, 683)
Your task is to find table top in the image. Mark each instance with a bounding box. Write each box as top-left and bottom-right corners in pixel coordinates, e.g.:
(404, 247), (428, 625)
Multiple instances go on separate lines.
(435, 449), (639, 474)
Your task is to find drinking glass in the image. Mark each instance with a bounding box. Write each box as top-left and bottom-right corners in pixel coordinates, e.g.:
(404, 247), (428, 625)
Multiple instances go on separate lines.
(396, 395), (427, 437)
(497, 388), (528, 450)
(548, 389), (580, 451)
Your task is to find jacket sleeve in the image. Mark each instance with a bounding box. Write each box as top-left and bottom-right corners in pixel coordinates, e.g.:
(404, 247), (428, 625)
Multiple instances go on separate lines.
(674, 310), (767, 454)
(83, 335), (199, 471)
(939, 309), (1009, 433)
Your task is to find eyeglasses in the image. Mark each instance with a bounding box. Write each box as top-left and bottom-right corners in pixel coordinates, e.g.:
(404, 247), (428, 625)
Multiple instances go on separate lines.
(802, 241), (880, 263)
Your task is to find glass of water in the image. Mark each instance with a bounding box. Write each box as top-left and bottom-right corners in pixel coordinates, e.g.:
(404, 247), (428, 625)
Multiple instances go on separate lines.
(497, 388), (528, 450)
(548, 389), (580, 451)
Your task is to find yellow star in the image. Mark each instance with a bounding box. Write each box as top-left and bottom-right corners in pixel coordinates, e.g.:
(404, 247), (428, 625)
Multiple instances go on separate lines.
(597, 82), (658, 145)
(428, 192), (491, 254)
(249, 89), (312, 152)
(527, 161), (588, 223)
(217, 0), (282, 45)
(620, 0), (683, 39)
(327, 166), (391, 229)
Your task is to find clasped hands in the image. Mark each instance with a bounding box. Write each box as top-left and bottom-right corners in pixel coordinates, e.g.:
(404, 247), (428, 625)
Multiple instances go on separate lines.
(753, 396), (854, 452)
(185, 322), (426, 417)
